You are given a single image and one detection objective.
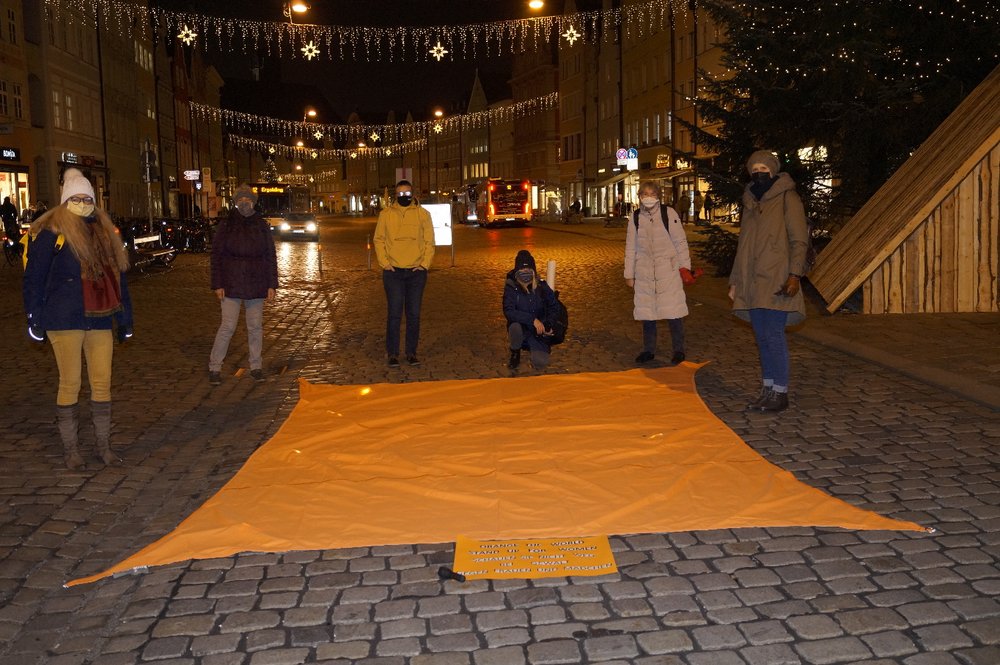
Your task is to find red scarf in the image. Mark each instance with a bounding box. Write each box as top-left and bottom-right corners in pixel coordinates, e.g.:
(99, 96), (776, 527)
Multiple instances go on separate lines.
(82, 264), (122, 317)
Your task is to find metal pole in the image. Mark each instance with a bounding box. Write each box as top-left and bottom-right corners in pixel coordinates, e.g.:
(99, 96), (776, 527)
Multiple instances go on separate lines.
(366, 234), (372, 270)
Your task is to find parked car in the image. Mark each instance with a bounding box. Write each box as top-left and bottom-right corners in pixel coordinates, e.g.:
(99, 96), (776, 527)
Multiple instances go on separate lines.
(277, 212), (320, 241)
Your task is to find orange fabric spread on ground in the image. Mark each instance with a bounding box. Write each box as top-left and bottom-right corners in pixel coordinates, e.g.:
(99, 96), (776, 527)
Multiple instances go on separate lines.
(68, 366), (924, 586)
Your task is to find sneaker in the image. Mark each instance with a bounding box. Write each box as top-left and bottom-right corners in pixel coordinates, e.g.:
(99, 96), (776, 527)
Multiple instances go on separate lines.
(209, 371), (221, 386)
(387, 355), (400, 367)
(746, 387), (770, 411)
(250, 369), (265, 383)
(757, 390), (789, 413)
(670, 352), (686, 366)
(635, 351), (655, 364)
(406, 355), (421, 366)
(507, 349), (521, 370)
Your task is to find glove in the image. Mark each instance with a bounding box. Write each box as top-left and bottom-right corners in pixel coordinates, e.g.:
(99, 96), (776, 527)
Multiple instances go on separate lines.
(774, 275), (801, 298)
(679, 267), (704, 286)
(116, 326), (133, 344)
(28, 323), (46, 343)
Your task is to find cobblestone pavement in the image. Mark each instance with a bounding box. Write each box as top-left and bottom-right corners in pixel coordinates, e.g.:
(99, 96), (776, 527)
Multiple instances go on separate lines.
(1, 215), (998, 665)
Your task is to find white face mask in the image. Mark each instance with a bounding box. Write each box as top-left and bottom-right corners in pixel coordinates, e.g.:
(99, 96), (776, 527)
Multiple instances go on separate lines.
(640, 196), (658, 209)
(67, 201), (95, 217)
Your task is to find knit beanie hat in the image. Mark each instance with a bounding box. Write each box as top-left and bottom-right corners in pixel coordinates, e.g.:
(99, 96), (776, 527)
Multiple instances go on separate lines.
(60, 168), (96, 204)
(746, 150), (780, 175)
(514, 249), (536, 272)
(233, 185), (258, 205)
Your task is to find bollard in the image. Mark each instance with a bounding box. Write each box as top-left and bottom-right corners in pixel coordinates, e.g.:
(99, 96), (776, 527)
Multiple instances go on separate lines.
(317, 245), (323, 277)
(366, 234), (372, 270)
(546, 259), (556, 290)
(451, 240), (455, 268)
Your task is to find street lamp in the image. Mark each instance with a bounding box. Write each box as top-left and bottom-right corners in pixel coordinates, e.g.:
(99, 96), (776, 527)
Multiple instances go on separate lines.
(283, 1), (310, 25)
(433, 108), (444, 198)
(528, 0), (544, 10)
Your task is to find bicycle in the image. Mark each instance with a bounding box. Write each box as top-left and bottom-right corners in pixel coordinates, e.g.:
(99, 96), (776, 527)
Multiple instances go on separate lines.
(2, 234), (23, 267)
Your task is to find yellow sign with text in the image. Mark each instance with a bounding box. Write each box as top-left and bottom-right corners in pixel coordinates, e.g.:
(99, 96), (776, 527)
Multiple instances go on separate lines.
(453, 535), (617, 579)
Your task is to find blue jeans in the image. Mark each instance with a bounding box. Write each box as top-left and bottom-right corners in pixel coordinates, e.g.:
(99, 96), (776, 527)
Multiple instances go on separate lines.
(383, 268), (427, 356)
(209, 298), (264, 372)
(748, 308), (790, 390)
(641, 319), (685, 354)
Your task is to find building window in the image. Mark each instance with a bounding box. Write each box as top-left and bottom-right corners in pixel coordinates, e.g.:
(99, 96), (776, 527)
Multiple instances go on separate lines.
(0, 82), (8, 116)
(644, 117), (650, 145)
(13, 83), (22, 119)
(52, 90), (61, 128)
(655, 114), (661, 143)
(64, 94), (73, 131)
(7, 9), (16, 44)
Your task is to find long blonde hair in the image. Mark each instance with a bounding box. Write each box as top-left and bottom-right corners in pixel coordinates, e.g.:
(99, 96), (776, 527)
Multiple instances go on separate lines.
(31, 205), (129, 275)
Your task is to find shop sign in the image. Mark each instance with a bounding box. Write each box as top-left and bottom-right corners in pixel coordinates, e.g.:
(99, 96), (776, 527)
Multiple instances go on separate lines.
(201, 167), (212, 180)
(61, 152), (79, 164)
(183, 169), (200, 181)
(655, 154), (671, 169)
(0, 146), (19, 161)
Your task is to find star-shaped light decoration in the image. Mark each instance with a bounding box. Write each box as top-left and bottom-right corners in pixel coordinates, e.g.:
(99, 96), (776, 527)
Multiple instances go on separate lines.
(301, 41), (320, 60)
(433, 122), (443, 134)
(429, 41), (449, 61)
(562, 26), (581, 45)
(178, 25), (197, 46)
(349, 152), (358, 159)
(268, 147), (276, 154)
(310, 150), (318, 159)
(385, 149), (392, 156)
(370, 131), (380, 142)
(313, 130), (324, 140)
(309, 176), (315, 183)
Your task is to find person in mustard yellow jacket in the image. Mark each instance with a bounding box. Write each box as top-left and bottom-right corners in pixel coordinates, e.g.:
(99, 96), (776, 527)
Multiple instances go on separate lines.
(374, 180), (435, 367)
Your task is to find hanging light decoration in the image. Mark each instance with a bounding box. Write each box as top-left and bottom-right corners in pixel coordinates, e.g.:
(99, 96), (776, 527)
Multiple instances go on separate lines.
(177, 25), (197, 45)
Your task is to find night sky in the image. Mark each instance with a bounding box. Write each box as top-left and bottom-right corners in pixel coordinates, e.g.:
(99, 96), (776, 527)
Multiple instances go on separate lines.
(156, 0), (553, 120)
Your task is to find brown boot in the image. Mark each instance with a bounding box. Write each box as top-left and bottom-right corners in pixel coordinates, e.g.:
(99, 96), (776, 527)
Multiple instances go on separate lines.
(56, 404), (84, 470)
(91, 401), (122, 466)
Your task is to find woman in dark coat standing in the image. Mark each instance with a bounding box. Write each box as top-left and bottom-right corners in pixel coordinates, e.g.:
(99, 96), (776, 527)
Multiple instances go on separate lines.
(728, 150), (809, 413)
(208, 186), (278, 385)
(23, 168), (133, 469)
(503, 250), (558, 371)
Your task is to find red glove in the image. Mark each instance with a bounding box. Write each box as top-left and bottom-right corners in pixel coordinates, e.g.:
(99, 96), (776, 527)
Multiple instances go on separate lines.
(679, 267), (704, 285)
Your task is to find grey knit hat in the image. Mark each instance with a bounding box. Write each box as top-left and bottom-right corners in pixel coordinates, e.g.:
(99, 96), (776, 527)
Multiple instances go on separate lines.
(746, 150), (780, 175)
(233, 185), (257, 205)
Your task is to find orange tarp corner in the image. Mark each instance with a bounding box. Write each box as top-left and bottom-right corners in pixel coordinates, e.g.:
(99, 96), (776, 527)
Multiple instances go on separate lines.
(67, 365), (925, 586)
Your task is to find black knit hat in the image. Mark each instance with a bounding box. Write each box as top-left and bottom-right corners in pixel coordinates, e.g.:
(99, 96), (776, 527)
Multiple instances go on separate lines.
(514, 250), (536, 272)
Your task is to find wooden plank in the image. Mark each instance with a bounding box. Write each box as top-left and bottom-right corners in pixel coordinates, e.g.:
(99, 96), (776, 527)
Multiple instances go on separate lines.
(956, 172), (976, 311)
(887, 250), (903, 313)
(979, 146), (1000, 312)
(939, 190), (958, 311)
(903, 225), (922, 313)
(867, 265), (883, 314)
(924, 211), (938, 313)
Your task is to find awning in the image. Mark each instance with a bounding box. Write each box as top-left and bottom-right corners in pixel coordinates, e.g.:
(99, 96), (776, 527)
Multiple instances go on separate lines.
(644, 167), (694, 179)
(594, 171), (635, 188)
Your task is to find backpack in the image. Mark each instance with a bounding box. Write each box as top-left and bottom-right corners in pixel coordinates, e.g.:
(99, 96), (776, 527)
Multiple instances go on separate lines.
(632, 204), (681, 236)
(546, 288), (569, 346)
(20, 231), (64, 269)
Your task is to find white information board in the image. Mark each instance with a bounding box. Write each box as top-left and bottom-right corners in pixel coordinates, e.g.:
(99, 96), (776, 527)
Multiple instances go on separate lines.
(423, 203), (453, 246)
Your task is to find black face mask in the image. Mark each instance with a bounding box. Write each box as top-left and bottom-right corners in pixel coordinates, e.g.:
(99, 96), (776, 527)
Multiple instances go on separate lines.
(396, 193), (413, 207)
(751, 172), (773, 185)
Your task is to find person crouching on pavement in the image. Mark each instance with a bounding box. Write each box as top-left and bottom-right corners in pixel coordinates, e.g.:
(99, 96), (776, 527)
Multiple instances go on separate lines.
(503, 250), (558, 371)
(22, 168), (133, 469)
(208, 185), (278, 386)
(374, 180), (435, 367)
(625, 181), (692, 366)
(728, 150), (809, 413)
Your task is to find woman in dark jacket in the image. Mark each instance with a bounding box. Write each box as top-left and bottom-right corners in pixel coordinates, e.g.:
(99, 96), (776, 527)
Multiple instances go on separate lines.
(503, 249), (557, 371)
(208, 185), (278, 385)
(23, 169), (133, 469)
(728, 150), (809, 413)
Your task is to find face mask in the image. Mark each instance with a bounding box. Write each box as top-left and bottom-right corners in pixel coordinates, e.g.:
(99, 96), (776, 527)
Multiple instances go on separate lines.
(67, 201), (95, 217)
(751, 172), (773, 185)
(640, 196), (658, 209)
(515, 269), (533, 284)
(236, 202), (255, 217)
(396, 193), (413, 207)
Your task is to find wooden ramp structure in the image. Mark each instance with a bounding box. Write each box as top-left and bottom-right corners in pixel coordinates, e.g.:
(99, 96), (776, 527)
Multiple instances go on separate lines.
(810, 65), (1000, 314)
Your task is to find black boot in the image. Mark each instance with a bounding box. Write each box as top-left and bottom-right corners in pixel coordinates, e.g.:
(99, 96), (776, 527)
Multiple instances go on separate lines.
(507, 349), (521, 370)
(91, 401), (123, 466)
(56, 404), (84, 470)
(757, 390), (789, 413)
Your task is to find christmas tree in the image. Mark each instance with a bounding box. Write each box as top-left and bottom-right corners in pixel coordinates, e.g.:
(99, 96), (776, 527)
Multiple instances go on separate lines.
(261, 157), (279, 183)
(695, 0), (1000, 230)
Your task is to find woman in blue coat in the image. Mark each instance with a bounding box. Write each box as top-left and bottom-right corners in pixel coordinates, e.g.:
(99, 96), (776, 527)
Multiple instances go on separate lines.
(23, 169), (133, 469)
(503, 250), (558, 371)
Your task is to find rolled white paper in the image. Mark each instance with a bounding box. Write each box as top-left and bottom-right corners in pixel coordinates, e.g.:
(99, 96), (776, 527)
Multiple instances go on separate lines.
(546, 259), (556, 290)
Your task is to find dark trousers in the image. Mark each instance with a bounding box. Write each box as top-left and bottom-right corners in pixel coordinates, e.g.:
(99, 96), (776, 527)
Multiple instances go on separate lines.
(382, 268), (427, 357)
(642, 318), (685, 354)
(748, 308), (790, 389)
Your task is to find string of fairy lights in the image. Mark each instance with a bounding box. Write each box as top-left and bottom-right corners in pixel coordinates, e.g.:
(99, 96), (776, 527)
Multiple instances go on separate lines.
(192, 93), (560, 143)
(230, 135), (429, 160)
(44, 0), (685, 62)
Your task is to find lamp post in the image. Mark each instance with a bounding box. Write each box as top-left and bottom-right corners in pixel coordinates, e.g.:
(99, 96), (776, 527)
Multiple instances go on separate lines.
(283, 1), (310, 25)
(433, 108), (443, 199)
